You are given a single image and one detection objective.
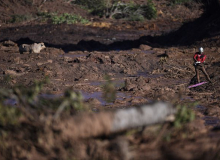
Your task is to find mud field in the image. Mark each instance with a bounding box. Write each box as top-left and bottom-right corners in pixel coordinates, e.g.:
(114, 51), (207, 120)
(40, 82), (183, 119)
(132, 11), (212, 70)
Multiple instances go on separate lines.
(0, 0), (220, 160)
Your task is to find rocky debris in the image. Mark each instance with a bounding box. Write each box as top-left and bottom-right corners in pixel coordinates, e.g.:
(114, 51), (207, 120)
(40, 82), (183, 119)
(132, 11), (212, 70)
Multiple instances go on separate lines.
(0, 40), (19, 52)
(139, 44), (152, 50)
(122, 76), (151, 91)
(2, 40), (17, 47)
(87, 98), (101, 106)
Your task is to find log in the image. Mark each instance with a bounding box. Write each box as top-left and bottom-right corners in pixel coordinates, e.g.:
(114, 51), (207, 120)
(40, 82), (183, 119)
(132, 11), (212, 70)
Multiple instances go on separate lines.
(54, 102), (176, 140)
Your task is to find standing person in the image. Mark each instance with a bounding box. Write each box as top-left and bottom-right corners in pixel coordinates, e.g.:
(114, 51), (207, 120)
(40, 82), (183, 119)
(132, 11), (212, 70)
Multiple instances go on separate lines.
(193, 47), (211, 83)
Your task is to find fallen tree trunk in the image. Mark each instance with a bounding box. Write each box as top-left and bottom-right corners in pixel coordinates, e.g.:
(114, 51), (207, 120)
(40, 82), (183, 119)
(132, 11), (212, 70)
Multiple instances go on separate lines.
(54, 102), (176, 140)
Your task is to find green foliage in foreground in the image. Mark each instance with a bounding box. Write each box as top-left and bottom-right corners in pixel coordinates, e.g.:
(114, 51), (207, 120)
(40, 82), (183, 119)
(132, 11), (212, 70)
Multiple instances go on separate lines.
(0, 76), (87, 125)
(173, 104), (196, 128)
(0, 104), (21, 127)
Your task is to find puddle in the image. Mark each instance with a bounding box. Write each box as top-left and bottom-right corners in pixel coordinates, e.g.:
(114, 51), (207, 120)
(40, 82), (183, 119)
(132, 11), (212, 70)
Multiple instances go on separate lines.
(130, 71), (163, 78)
(4, 98), (17, 106)
(193, 105), (220, 126)
(194, 105), (206, 113)
(60, 54), (87, 58)
(40, 93), (63, 99)
(203, 116), (220, 126)
(90, 79), (125, 88)
(39, 91), (130, 106)
(114, 50), (154, 54)
(81, 91), (130, 106)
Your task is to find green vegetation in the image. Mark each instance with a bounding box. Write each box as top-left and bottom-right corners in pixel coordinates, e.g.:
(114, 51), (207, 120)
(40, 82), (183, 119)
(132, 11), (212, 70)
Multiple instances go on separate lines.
(0, 76), (87, 123)
(102, 75), (116, 103)
(10, 12), (89, 24)
(0, 104), (21, 127)
(141, 0), (157, 20)
(37, 12), (90, 24)
(10, 14), (33, 23)
(73, 0), (157, 21)
(73, 0), (107, 17)
(171, 0), (192, 5)
(173, 104), (196, 128)
(53, 89), (86, 119)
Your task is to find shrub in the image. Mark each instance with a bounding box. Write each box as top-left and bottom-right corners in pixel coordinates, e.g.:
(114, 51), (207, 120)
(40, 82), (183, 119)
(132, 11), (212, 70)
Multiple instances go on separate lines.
(102, 75), (116, 103)
(0, 104), (21, 127)
(72, 0), (157, 20)
(52, 13), (89, 24)
(141, 0), (157, 19)
(10, 14), (33, 23)
(37, 12), (90, 24)
(73, 0), (107, 17)
(171, 0), (192, 5)
(127, 14), (145, 21)
(111, 1), (157, 20)
(173, 104), (195, 128)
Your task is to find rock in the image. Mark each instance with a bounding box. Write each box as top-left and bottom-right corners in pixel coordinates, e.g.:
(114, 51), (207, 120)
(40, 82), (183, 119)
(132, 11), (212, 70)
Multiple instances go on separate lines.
(210, 47), (217, 52)
(141, 85), (151, 91)
(153, 48), (165, 54)
(139, 44), (152, 51)
(47, 59), (53, 63)
(2, 40), (17, 47)
(4, 70), (24, 76)
(87, 98), (101, 105)
(46, 47), (65, 55)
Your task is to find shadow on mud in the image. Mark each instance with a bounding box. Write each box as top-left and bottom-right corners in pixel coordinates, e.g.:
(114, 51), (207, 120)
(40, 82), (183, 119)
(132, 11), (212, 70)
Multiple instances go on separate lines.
(1, 10), (220, 53)
(148, 11), (220, 46)
(14, 37), (143, 52)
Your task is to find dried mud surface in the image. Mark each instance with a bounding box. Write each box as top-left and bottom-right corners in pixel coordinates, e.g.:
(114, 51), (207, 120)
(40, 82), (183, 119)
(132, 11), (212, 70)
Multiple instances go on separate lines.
(0, 1), (220, 160)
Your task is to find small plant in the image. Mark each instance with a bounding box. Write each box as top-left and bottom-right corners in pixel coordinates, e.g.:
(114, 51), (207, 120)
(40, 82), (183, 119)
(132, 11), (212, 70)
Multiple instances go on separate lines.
(141, 0), (157, 20)
(102, 75), (116, 103)
(10, 14), (33, 23)
(127, 14), (145, 21)
(53, 89), (86, 119)
(159, 57), (167, 64)
(173, 104), (195, 128)
(0, 104), (21, 127)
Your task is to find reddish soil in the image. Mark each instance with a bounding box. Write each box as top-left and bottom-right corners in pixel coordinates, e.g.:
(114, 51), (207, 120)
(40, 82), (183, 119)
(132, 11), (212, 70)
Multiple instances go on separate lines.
(0, 0), (220, 160)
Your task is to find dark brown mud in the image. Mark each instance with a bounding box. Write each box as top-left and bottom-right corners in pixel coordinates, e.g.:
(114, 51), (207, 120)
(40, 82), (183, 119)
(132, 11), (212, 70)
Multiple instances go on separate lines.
(0, 0), (220, 160)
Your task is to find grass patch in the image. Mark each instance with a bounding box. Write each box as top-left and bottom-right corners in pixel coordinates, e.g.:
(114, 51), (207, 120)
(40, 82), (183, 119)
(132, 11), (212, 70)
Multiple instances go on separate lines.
(37, 12), (90, 24)
(173, 103), (196, 128)
(10, 14), (33, 23)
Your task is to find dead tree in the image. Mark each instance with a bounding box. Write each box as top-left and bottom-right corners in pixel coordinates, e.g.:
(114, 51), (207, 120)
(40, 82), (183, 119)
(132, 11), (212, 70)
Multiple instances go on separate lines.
(53, 102), (176, 140)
